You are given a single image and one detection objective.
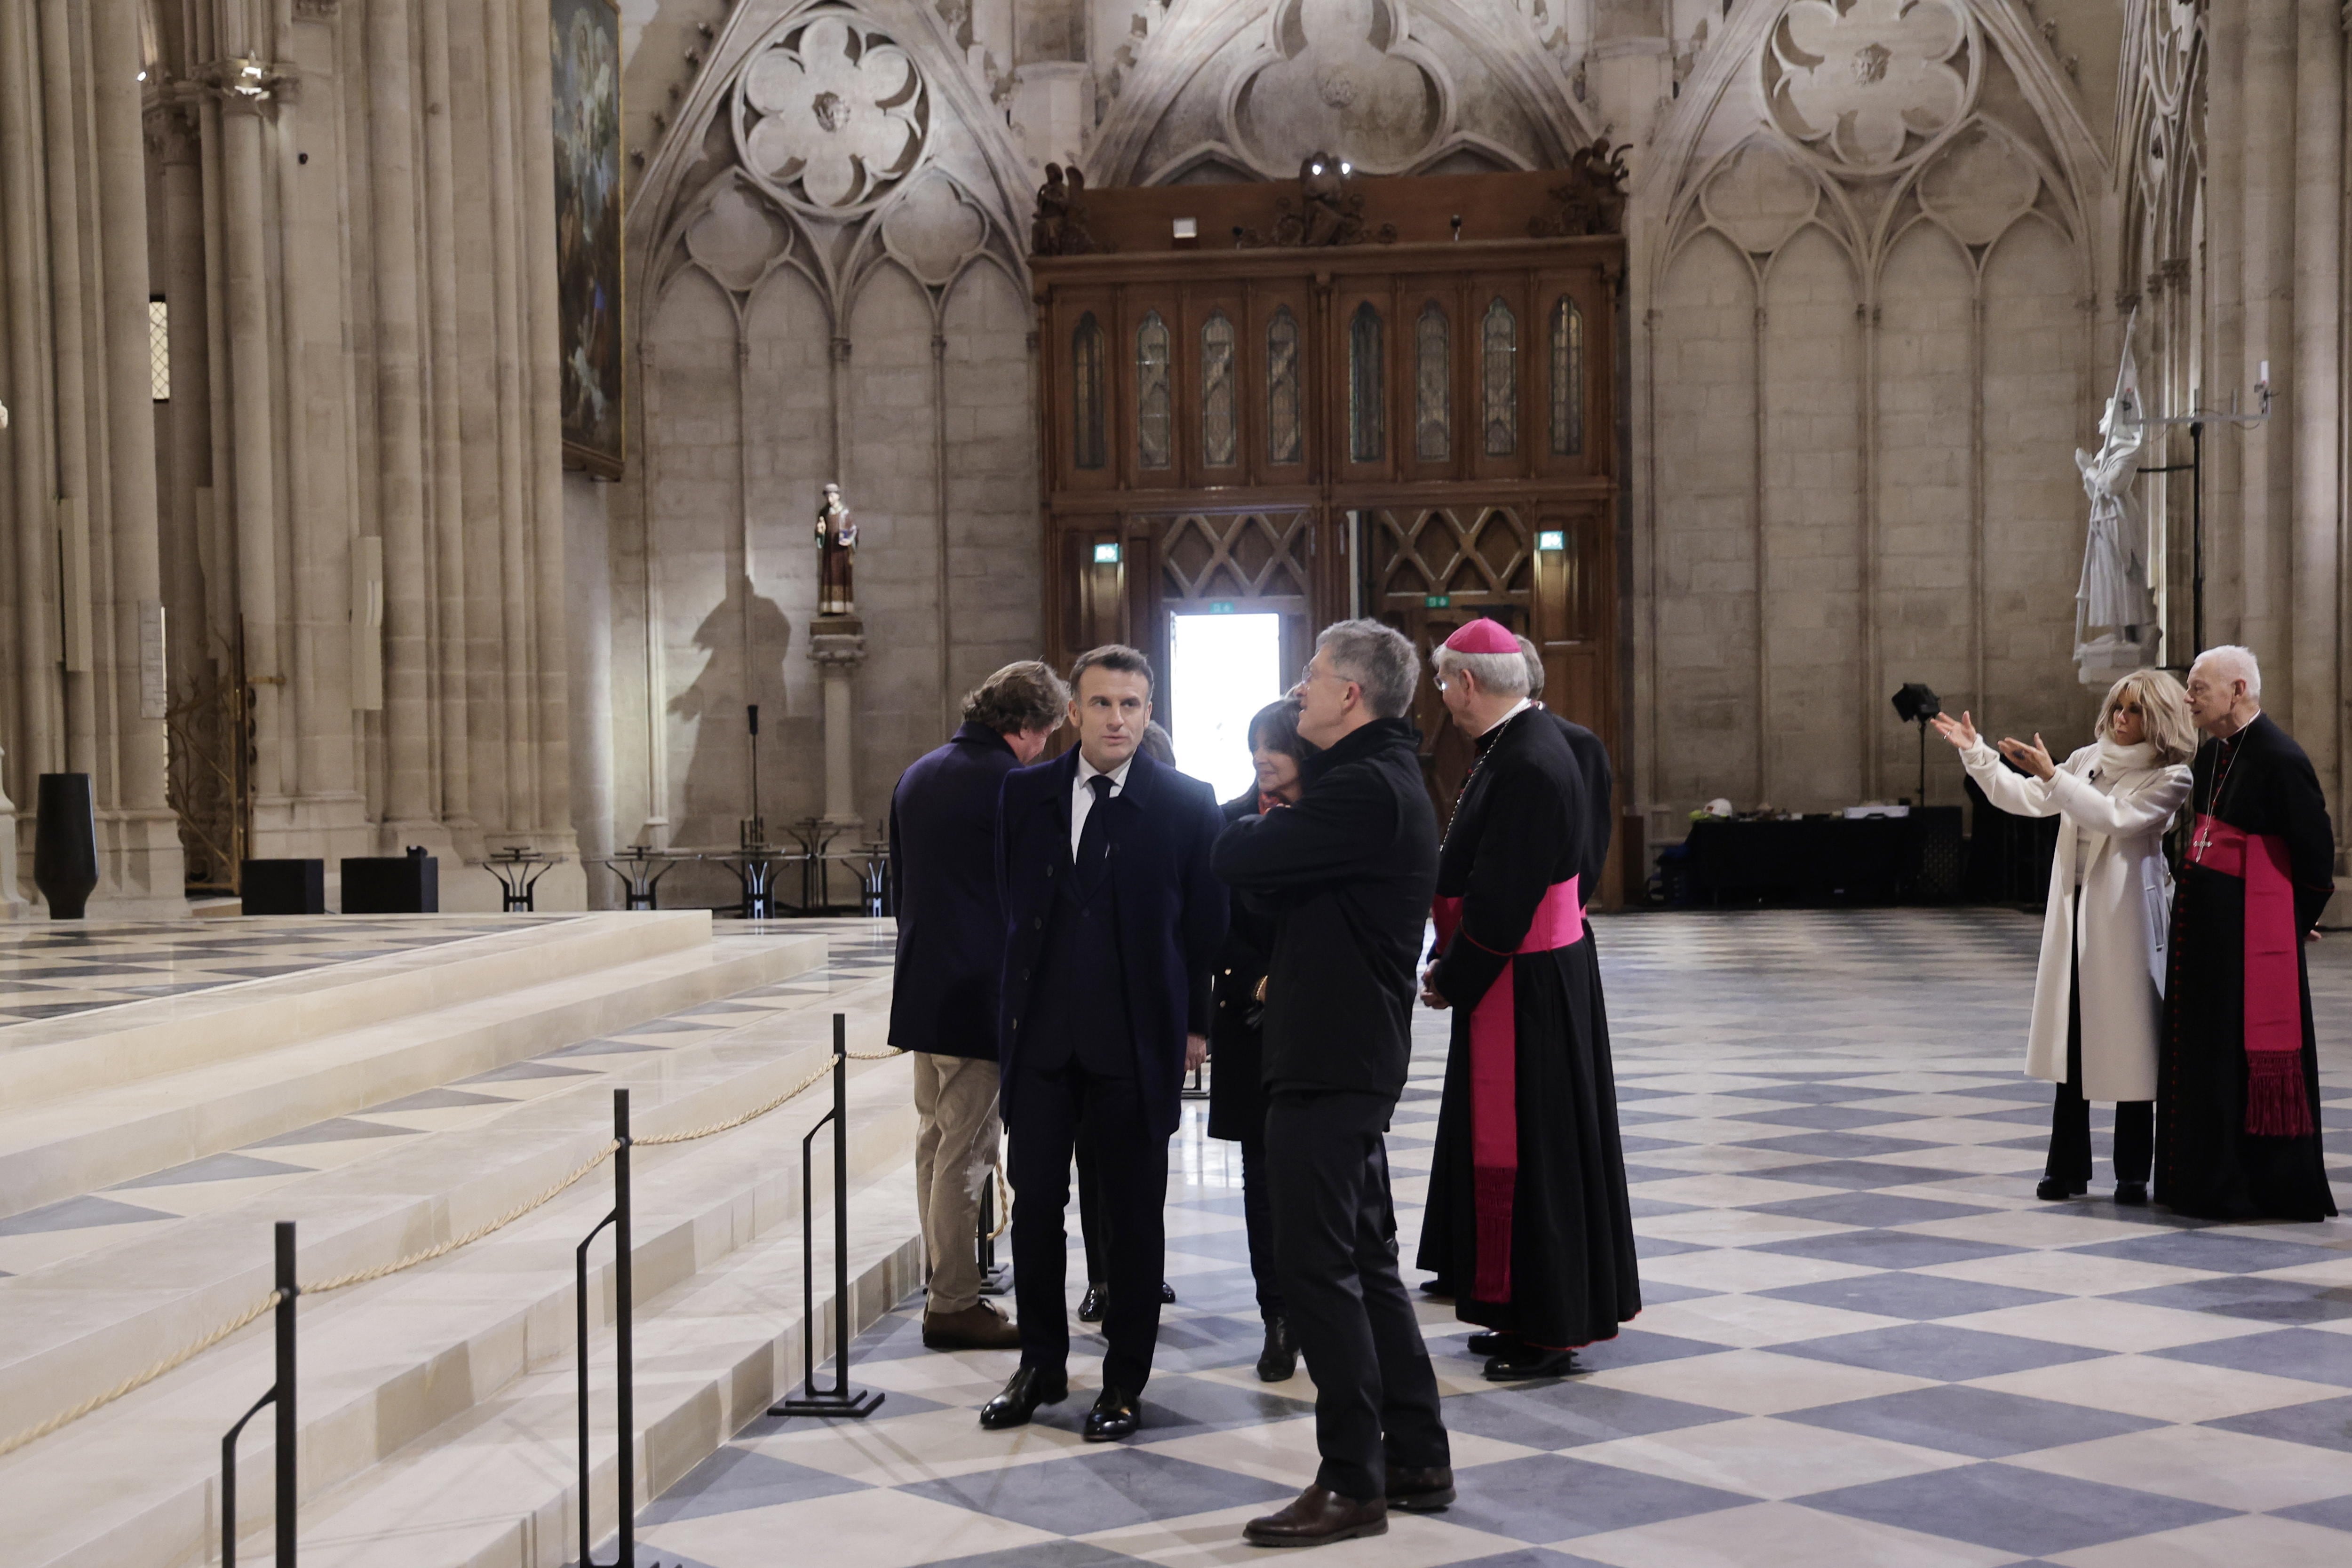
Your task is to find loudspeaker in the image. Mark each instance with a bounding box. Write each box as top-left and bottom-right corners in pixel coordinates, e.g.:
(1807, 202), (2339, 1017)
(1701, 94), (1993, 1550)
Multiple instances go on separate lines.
(341, 848), (440, 913)
(241, 859), (326, 915)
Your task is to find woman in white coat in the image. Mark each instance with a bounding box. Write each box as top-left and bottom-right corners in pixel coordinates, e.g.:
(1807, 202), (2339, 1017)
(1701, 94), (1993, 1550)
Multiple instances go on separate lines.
(1932, 669), (2195, 1204)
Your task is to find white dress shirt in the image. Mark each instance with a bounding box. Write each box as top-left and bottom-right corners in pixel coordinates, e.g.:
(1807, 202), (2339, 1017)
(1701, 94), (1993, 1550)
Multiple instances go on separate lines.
(1071, 752), (1134, 860)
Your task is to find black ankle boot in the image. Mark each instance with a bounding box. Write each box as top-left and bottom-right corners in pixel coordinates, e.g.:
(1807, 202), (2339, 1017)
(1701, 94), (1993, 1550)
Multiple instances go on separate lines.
(1256, 1316), (1298, 1382)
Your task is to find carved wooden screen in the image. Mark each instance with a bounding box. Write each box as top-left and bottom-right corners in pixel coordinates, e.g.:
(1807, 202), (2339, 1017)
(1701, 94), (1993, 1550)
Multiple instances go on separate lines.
(1031, 177), (1621, 891)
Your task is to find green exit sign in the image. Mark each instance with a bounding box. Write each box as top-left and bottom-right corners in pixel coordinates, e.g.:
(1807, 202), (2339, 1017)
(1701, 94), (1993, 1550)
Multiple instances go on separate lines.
(1093, 541), (1122, 565)
(1424, 594), (1451, 609)
(1538, 530), (1567, 552)
(1208, 600), (1235, 613)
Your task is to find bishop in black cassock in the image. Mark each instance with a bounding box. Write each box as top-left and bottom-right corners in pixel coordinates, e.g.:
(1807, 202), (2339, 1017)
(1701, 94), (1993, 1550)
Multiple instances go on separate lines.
(2157, 699), (2336, 1222)
(1417, 620), (1639, 1379)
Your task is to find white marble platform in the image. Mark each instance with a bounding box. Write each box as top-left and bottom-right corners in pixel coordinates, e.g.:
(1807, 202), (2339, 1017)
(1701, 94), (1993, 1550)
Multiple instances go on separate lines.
(0, 913), (823, 1221)
(0, 918), (918, 1568)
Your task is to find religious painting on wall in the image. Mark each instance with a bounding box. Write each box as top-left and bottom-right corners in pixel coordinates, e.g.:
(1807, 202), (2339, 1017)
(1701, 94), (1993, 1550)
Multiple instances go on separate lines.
(553, 0), (624, 477)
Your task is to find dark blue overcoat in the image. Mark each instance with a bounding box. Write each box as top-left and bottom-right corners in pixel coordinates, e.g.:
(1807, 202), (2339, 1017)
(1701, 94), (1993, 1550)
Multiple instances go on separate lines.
(887, 722), (1021, 1061)
(995, 747), (1228, 1138)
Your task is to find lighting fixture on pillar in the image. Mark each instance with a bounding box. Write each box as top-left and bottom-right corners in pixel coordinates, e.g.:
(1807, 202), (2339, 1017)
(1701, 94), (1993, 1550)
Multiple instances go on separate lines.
(1891, 683), (1941, 806)
(225, 57), (272, 100)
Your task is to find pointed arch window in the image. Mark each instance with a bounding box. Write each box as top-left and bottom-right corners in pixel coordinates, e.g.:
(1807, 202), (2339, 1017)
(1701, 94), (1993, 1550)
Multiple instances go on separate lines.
(1265, 307), (1302, 464)
(1414, 302), (1450, 462)
(1071, 312), (1105, 470)
(1481, 297), (1518, 456)
(1200, 310), (1237, 468)
(1549, 295), (1584, 457)
(1136, 311), (1172, 470)
(1347, 302), (1384, 463)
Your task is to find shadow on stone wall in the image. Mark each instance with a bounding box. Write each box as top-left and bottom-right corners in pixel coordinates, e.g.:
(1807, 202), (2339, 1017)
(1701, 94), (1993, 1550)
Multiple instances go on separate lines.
(668, 575), (797, 852)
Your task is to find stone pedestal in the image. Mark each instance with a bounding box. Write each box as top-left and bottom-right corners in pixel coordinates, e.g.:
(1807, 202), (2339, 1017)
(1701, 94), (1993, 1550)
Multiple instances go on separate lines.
(809, 616), (867, 828)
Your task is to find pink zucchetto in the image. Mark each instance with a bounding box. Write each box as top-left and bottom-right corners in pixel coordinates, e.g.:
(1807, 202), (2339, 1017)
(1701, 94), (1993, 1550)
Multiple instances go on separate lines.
(1441, 618), (1519, 655)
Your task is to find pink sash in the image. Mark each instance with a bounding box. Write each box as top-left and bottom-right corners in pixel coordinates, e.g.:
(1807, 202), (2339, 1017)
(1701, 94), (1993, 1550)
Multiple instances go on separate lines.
(2186, 814), (2312, 1137)
(1430, 877), (1583, 1302)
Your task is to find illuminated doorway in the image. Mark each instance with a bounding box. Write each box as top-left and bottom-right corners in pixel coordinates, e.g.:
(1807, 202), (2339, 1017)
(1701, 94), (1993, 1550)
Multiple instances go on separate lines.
(1167, 610), (1283, 800)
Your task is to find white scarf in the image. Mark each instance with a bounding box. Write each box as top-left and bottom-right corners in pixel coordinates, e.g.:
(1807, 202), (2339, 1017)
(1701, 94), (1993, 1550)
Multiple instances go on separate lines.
(2092, 738), (2157, 780)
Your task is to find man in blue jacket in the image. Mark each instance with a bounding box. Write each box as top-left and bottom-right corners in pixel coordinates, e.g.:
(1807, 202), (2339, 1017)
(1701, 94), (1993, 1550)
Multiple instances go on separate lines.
(980, 645), (1227, 1441)
(888, 661), (1068, 1351)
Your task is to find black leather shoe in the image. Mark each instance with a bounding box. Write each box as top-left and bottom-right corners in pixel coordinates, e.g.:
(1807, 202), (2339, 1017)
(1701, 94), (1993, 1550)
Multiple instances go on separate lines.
(1419, 1275), (1454, 1300)
(2036, 1178), (2087, 1202)
(977, 1366), (1066, 1430)
(1484, 1345), (1579, 1381)
(1243, 1485), (1389, 1547)
(2114, 1180), (2149, 1206)
(1160, 1280), (1177, 1304)
(1465, 1330), (1519, 1358)
(1256, 1317), (1298, 1383)
(1082, 1384), (1140, 1442)
(1385, 1465), (1455, 1512)
(1076, 1284), (1106, 1323)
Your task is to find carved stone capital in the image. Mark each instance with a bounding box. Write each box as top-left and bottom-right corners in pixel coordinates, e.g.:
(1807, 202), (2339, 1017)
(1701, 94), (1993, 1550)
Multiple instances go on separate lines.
(294, 0), (341, 17)
(193, 56), (300, 113)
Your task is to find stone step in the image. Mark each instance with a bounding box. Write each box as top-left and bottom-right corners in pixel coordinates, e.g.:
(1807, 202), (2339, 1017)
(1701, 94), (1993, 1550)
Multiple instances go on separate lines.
(0, 925), (824, 1222)
(296, 1141), (924, 1568)
(0, 912), (711, 1111)
(0, 1010), (918, 1568)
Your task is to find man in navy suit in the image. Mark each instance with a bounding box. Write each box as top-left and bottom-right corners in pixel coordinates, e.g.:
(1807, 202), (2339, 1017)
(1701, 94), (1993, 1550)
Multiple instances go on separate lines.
(888, 660), (1068, 1352)
(980, 645), (1227, 1441)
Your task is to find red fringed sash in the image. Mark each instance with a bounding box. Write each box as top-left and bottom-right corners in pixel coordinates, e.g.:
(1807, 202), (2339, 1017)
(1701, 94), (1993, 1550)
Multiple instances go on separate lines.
(1431, 876), (1584, 1302)
(2186, 814), (2313, 1137)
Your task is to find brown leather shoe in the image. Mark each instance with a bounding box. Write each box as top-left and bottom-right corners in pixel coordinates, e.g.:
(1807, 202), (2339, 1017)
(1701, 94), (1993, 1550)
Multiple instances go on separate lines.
(1242, 1485), (1388, 1548)
(922, 1300), (1022, 1351)
(1386, 1464), (1455, 1512)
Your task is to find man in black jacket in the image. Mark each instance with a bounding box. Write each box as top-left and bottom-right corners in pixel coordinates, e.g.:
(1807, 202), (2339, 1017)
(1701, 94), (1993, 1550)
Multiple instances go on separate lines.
(1211, 619), (1451, 1548)
(888, 661), (1067, 1351)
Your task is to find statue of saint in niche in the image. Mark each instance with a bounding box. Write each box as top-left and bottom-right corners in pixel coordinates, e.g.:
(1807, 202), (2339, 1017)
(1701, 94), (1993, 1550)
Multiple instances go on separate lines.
(815, 482), (857, 616)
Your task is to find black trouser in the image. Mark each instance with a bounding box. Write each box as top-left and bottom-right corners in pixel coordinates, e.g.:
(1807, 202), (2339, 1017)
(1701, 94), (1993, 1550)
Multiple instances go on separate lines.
(1076, 1133), (1107, 1285)
(2047, 911), (2153, 1187)
(1265, 1090), (1449, 1502)
(1239, 1132), (1286, 1322)
(1007, 1055), (1168, 1392)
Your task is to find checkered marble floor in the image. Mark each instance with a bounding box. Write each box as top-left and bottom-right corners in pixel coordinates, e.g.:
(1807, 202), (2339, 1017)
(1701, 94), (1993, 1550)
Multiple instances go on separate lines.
(628, 908), (2352, 1568)
(0, 921), (901, 1278)
(0, 916), (561, 1025)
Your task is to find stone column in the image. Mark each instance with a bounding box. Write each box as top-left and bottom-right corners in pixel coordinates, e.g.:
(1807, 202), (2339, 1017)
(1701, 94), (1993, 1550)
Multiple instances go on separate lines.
(809, 619), (866, 827)
(2290, 0), (2343, 816)
(0, 747), (25, 918)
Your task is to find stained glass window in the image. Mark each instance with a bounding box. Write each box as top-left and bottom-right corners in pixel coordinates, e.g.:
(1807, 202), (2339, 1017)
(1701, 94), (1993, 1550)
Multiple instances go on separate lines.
(1266, 308), (1301, 465)
(1348, 303), (1384, 463)
(1549, 295), (1583, 457)
(1136, 311), (1171, 470)
(1071, 312), (1105, 470)
(1200, 311), (1237, 467)
(1481, 297), (1517, 456)
(1414, 303), (1450, 462)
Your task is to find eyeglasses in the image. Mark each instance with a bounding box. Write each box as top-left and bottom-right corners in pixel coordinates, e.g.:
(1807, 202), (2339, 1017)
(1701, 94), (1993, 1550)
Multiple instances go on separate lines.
(1432, 677), (1449, 693)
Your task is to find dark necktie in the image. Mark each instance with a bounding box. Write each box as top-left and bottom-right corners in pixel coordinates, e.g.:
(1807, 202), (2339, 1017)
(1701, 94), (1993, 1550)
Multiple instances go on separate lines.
(1075, 774), (1114, 882)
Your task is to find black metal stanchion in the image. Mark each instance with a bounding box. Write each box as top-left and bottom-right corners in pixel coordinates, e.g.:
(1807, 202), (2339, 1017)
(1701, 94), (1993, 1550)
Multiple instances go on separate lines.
(576, 1091), (664, 1568)
(772, 1014), (883, 1418)
(221, 1221), (298, 1568)
(974, 1166), (1009, 1297)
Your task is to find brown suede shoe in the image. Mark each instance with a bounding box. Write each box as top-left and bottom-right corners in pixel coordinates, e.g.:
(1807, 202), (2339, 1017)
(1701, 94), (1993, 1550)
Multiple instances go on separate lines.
(922, 1300), (1021, 1351)
(1242, 1485), (1389, 1548)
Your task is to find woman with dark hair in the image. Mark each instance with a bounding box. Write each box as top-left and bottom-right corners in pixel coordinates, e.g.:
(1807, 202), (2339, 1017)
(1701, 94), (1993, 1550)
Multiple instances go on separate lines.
(1210, 697), (1311, 1380)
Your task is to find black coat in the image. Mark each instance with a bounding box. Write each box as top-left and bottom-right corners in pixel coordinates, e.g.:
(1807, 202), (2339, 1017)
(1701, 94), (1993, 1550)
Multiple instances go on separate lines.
(1208, 791), (1278, 1142)
(1539, 706), (1613, 897)
(886, 722), (1019, 1060)
(996, 747), (1228, 1139)
(1209, 717), (1439, 1103)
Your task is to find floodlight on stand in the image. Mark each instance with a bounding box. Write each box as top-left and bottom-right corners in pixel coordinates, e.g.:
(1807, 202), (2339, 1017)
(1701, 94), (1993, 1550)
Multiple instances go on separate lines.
(1891, 683), (1940, 806)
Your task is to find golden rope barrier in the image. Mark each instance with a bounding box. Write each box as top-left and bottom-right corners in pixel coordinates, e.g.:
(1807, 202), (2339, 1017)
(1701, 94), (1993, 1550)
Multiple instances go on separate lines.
(0, 1040), (912, 1458)
(0, 1289), (285, 1460)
